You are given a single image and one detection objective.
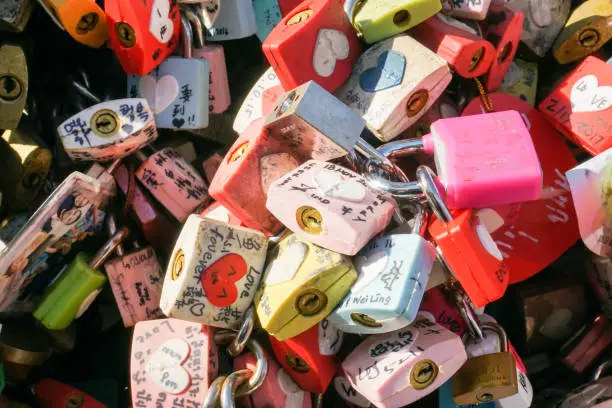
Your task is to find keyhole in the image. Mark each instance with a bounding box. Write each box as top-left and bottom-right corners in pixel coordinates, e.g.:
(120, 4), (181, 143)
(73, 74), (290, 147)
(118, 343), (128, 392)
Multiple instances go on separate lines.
(65, 393), (85, 408)
(76, 12), (99, 34)
(296, 206), (323, 235)
(295, 288), (327, 316)
(286, 9), (313, 25)
(468, 47), (485, 72)
(409, 359), (439, 390)
(275, 90), (299, 118)
(498, 42), (513, 63)
(115, 22), (136, 48)
(393, 10), (410, 27)
(171, 249), (185, 281)
(478, 393), (494, 402)
(351, 312), (382, 328)
(406, 90), (429, 117)
(90, 109), (120, 137)
(0, 75), (22, 101)
(579, 28), (600, 47)
(285, 354), (310, 373)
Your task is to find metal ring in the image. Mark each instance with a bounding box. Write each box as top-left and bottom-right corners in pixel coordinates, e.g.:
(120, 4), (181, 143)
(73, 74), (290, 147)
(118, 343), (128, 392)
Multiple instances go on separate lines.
(363, 158), (422, 200)
(203, 376), (226, 408)
(183, 7), (205, 48)
(416, 166), (451, 223)
(593, 360), (612, 381)
(89, 227), (129, 270)
(221, 370), (252, 408)
(377, 139), (427, 159)
(355, 138), (409, 182)
(226, 307), (255, 357)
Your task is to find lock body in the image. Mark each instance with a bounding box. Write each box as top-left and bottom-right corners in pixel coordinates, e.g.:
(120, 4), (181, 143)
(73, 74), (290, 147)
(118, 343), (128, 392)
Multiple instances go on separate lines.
(403, 95), (459, 139)
(253, 0), (282, 41)
(128, 57), (210, 130)
(104, 246), (165, 327)
(561, 315), (612, 374)
(418, 287), (468, 337)
(500, 59), (538, 106)
(353, 0), (441, 44)
(206, 0), (257, 40)
(34, 379), (106, 408)
(105, 0), (181, 75)
(342, 318), (468, 407)
(553, 0), (612, 64)
(130, 319), (218, 407)
(269, 320), (342, 393)
(539, 56), (612, 156)
(481, 4), (524, 91)
(209, 118), (302, 235)
(38, 0), (107, 47)
(334, 375), (372, 408)
(160, 215), (268, 329)
(193, 45), (231, 114)
(263, 0), (360, 93)
(136, 148), (209, 222)
(200, 202), (248, 228)
(33, 252), (107, 330)
(336, 34), (452, 142)
(0, 0), (33, 32)
(329, 232), (436, 334)
(410, 15), (496, 79)
(58, 99), (157, 162)
(441, 0), (491, 20)
(266, 160), (396, 255)
(255, 233), (357, 340)
(0, 43), (27, 131)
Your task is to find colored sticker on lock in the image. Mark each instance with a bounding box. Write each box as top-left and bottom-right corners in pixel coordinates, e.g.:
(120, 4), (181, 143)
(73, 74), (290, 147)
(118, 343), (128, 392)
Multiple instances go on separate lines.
(359, 50), (406, 92)
(200, 253), (248, 307)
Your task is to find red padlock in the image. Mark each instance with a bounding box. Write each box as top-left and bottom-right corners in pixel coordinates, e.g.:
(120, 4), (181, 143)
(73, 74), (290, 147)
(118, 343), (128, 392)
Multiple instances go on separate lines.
(269, 319), (342, 394)
(34, 379), (106, 408)
(419, 287), (468, 337)
(411, 14), (496, 79)
(481, 3), (524, 91)
(262, 0), (360, 93)
(105, 0), (181, 75)
(539, 56), (612, 156)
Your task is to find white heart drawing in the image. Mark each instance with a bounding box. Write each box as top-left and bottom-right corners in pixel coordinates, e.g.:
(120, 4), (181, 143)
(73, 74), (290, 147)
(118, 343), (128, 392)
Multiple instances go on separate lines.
(313, 171), (366, 202)
(139, 75), (179, 114)
(312, 29), (350, 78)
(318, 318), (344, 356)
(145, 338), (191, 394)
(264, 241), (308, 286)
(149, 0), (174, 44)
(501, 62), (524, 88)
(351, 249), (389, 292)
(277, 368), (305, 408)
(570, 75), (612, 113)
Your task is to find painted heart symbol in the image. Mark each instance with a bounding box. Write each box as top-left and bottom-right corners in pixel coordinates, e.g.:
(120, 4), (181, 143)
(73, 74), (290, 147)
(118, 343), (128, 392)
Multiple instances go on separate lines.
(149, 0), (174, 44)
(278, 368), (305, 408)
(351, 248), (389, 292)
(359, 50), (406, 93)
(264, 241), (307, 286)
(172, 118), (185, 128)
(570, 75), (612, 113)
(313, 171), (366, 202)
(312, 29), (350, 78)
(139, 75), (179, 114)
(200, 253), (248, 307)
(145, 338), (191, 394)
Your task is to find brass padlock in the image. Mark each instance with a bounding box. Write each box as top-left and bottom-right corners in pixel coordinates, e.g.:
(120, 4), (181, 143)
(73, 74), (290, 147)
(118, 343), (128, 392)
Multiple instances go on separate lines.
(452, 322), (518, 405)
(0, 42), (27, 130)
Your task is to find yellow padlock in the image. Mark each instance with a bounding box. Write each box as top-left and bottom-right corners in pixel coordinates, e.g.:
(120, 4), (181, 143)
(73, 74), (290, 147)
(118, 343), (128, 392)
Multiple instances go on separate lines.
(499, 58), (538, 106)
(254, 233), (357, 341)
(553, 0), (612, 64)
(38, 0), (108, 48)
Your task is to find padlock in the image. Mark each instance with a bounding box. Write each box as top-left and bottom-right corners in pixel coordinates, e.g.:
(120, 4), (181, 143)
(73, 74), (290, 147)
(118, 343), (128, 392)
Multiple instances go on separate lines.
(499, 58), (538, 106)
(254, 232), (356, 340)
(205, 0), (257, 40)
(440, 0), (491, 20)
(103, 216), (164, 327)
(335, 34), (452, 142)
(269, 319), (342, 393)
(452, 322), (518, 405)
(57, 98), (158, 162)
(130, 318), (218, 407)
(561, 315), (612, 374)
(419, 287), (468, 337)
(262, 0), (360, 93)
(0, 171), (107, 311)
(266, 160), (396, 255)
(0, 42), (27, 131)
(558, 361), (612, 408)
(234, 349), (312, 407)
(37, 0), (107, 48)
(134, 148), (209, 222)
(0, 121), (52, 212)
(253, 0), (283, 41)
(0, 0), (33, 32)
(402, 95), (460, 139)
(113, 163), (177, 254)
(539, 56), (612, 156)
(410, 14), (496, 79)
(233, 67), (285, 134)
(159, 215), (268, 329)
(495, 0), (570, 57)
(200, 201), (247, 228)
(334, 374), (372, 408)
(553, 0), (612, 64)
(480, 3), (524, 91)
(209, 118), (302, 235)
(345, 0), (441, 44)
(127, 13), (209, 130)
(33, 227), (129, 330)
(0, 318), (52, 381)
(329, 205), (436, 334)
(34, 379), (105, 408)
(105, 0), (181, 75)
(342, 318), (468, 407)
(419, 166), (509, 308)
(202, 151), (224, 184)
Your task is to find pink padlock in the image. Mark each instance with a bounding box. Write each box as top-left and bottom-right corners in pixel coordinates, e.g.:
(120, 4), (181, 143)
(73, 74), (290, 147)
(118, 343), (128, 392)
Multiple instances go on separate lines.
(202, 151), (225, 184)
(266, 160), (396, 255)
(135, 148), (210, 222)
(130, 318), (218, 408)
(234, 349), (312, 408)
(342, 318), (468, 407)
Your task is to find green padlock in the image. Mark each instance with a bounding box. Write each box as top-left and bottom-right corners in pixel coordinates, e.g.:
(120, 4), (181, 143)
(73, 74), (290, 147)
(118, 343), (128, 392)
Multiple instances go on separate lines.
(33, 227), (129, 330)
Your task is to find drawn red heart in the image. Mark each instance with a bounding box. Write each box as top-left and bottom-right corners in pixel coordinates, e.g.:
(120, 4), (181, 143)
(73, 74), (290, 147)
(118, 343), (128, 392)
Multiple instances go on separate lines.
(463, 94), (579, 284)
(200, 253), (248, 307)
